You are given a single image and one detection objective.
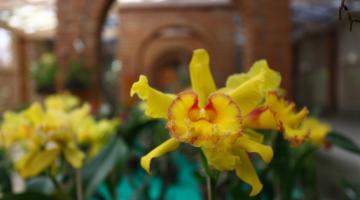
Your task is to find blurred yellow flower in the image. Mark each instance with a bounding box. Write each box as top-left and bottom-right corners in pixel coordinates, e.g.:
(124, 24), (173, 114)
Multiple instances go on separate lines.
(0, 93), (118, 178)
(0, 111), (29, 148)
(45, 93), (80, 111)
(302, 117), (331, 146)
(243, 92), (309, 146)
(130, 49), (309, 196)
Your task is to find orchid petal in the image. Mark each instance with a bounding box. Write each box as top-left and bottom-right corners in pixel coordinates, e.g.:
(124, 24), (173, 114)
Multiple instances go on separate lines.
(131, 75), (176, 118)
(235, 150), (262, 196)
(141, 138), (180, 174)
(189, 49), (217, 107)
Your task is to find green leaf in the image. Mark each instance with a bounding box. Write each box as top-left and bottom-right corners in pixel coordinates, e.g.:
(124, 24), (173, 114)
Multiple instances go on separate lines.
(286, 144), (317, 200)
(228, 181), (254, 200)
(81, 137), (128, 199)
(0, 150), (12, 194)
(272, 134), (291, 184)
(341, 179), (360, 200)
(26, 176), (54, 195)
(1, 192), (53, 200)
(327, 132), (360, 155)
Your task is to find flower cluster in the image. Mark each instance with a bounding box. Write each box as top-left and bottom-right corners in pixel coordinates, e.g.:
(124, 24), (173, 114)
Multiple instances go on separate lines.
(0, 93), (119, 178)
(131, 49), (330, 196)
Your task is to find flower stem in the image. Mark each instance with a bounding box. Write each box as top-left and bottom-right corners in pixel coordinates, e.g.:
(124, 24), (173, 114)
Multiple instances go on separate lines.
(206, 176), (212, 200)
(75, 169), (83, 200)
(200, 149), (213, 200)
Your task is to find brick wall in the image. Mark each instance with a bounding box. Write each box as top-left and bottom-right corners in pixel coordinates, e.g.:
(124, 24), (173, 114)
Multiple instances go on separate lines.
(118, 4), (236, 102)
(233, 0), (293, 98)
(56, 0), (293, 105)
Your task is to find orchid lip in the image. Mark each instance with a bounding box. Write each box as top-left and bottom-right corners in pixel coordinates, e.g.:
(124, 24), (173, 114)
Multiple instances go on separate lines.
(166, 91), (243, 147)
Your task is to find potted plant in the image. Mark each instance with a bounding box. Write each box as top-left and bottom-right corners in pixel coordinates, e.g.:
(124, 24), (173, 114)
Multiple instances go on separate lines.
(65, 59), (91, 92)
(31, 53), (57, 94)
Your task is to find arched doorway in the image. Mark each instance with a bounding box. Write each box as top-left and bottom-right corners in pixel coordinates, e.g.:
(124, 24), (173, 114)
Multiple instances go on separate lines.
(118, 3), (237, 102)
(149, 49), (191, 93)
(138, 24), (211, 93)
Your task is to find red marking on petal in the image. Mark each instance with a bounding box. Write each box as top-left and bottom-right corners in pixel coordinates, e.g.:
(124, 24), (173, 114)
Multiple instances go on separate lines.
(188, 95), (200, 122)
(247, 107), (267, 119)
(205, 99), (214, 110)
(204, 100), (216, 122)
(190, 96), (199, 110)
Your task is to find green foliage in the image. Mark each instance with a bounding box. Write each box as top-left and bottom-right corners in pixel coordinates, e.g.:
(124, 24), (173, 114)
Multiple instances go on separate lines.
(81, 137), (128, 199)
(341, 179), (360, 200)
(327, 131), (360, 155)
(0, 150), (12, 195)
(1, 192), (54, 200)
(65, 60), (91, 91)
(31, 53), (57, 93)
(25, 176), (53, 195)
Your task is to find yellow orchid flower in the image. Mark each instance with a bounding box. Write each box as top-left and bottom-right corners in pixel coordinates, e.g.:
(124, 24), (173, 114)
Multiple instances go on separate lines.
(0, 93), (118, 178)
(45, 93), (79, 111)
(131, 49), (282, 196)
(15, 143), (61, 178)
(242, 92), (309, 146)
(0, 111), (29, 148)
(11, 102), (85, 178)
(302, 117), (331, 146)
(75, 116), (119, 157)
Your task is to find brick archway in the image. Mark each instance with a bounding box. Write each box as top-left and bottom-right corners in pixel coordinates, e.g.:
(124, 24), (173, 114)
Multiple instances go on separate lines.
(80, 0), (115, 107)
(56, 0), (293, 105)
(137, 24), (215, 80)
(137, 23), (217, 69)
(118, 3), (236, 103)
(56, 0), (115, 107)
